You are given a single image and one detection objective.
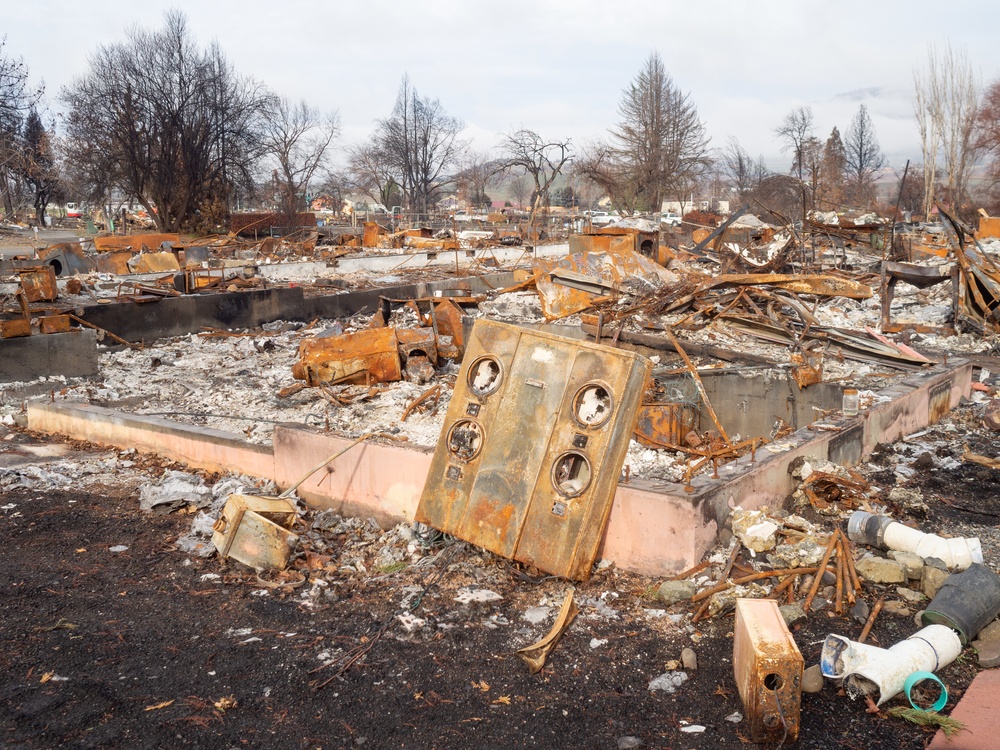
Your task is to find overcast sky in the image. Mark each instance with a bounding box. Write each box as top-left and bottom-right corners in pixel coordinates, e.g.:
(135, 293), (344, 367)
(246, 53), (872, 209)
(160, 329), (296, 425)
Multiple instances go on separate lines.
(5, 0), (1000, 174)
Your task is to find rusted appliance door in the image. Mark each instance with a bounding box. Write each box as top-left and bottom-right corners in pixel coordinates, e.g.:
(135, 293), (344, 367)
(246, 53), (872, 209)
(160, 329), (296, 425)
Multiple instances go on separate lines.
(415, 320), (650, 580)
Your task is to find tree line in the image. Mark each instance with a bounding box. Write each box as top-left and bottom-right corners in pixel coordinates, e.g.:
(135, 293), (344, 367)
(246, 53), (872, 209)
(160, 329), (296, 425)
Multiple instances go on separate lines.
(2, 14), (1000, 233)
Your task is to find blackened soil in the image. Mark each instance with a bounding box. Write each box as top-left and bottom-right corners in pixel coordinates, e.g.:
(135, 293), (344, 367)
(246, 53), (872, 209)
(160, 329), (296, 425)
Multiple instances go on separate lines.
(0, 486), (967, 750)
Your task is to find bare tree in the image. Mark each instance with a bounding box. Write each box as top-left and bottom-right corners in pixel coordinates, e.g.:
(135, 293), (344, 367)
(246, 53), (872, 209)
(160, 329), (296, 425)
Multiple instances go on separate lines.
(262, 97), (339, 229)
(578, 52), (709, 214)
(774, 106), (815, 218)
(454, 150), (497, 208)
(505, 173), (529, 208)
(61, 11), (271, 231)
(844, 104), (885, 206)
(377, 75), (466, 217)
(914, 43), (981, 217)
(0, 36), (44, 217)
(720, 136), (768, 205)
(495, 129), (572, 227)
(974, 78), (1000, 202)
(347, 141), (402, 209)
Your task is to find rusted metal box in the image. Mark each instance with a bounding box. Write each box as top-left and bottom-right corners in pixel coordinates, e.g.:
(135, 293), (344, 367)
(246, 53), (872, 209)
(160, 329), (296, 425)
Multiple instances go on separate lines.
(291, 327), (402, 385)
(211, 495), (299, 571)
(733, 598), (803, 743)
(415, 319), (651, 580)
(39, 315), (71, 334)
(1, 319), (32, 339)
(19, 266), (58, 302)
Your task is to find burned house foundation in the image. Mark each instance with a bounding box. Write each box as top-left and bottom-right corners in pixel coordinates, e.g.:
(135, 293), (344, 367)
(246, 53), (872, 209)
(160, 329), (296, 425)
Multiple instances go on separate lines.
(26, 357), (970, 575)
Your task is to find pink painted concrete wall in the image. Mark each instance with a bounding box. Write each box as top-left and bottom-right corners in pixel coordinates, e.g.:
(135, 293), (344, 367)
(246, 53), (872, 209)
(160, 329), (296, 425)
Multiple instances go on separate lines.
(27, 402), (275, 479)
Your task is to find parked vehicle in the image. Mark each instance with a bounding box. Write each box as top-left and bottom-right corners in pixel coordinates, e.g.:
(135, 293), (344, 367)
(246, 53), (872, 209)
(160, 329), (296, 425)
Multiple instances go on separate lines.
(65, 202), (82, 219)
(661, 212), (681, 227)
(589, 211), (619, 226)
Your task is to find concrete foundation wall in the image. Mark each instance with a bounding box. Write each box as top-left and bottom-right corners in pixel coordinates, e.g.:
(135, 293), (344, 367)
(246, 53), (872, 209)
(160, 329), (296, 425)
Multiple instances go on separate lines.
(23, 359), (972, 577)
(77, 287), (306, 343)
(27, 402), (274, 479)
(0, 330), (99, 382)
(73, 273), (517, 344)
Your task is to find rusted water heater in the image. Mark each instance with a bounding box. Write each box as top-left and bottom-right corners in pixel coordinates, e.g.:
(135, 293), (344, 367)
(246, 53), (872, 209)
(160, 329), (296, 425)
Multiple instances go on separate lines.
(415, 320), (650, 580)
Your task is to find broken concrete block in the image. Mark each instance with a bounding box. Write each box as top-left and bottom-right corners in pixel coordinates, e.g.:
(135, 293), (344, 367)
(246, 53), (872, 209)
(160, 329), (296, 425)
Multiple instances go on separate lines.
(976, 618), (1000, 644)
(656, 580), (697, 605)
(922, 566), (950, 599)
(856, 555), (905, 584)
(888, 550), (924, 579)
(648, 671), (688, 693)
(973, 636), (1000, 668)
(139, 470), (212, 514)
(896, 586), (925, 603)
(732, 510), (780, 553)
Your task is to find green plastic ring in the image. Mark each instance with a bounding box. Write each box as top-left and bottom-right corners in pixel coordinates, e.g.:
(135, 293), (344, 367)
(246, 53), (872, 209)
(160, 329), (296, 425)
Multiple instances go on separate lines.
(903, 670), (948, 712)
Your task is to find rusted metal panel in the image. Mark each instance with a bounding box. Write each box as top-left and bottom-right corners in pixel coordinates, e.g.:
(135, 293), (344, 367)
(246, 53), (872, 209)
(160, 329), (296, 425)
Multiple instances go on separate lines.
(19, 266), (58, 302)
(634, 403), (699, 448)
(533, 248), (677, 320)
(789, 351), (823, 389)
(362, 222), (381, 248)
(211, 495), (298, 571)
(432, 299), (466, 359)
(1, 319), (32, 338)
(93, 233), (180, 251)
(39, 315), (71, 335)
(95, 250), (134, 275)
(404, 236), (459, 251)
(291, 327), (401, 386)
(396, 327), (438, 363)
(733, 599), (803, 743)
(415, 320), (651, 580)
(131, 252), (180, 273)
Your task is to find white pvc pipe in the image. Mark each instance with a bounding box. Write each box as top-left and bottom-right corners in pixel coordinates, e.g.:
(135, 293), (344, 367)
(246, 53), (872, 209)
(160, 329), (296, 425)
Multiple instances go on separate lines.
(820, 624), (961, 706)
(848, 511), (982, 571)
(882, 523), (982, 571)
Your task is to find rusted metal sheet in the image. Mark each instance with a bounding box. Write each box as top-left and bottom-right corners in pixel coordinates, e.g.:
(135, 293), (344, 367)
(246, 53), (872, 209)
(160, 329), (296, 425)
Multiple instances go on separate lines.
(19, 266), (58, 302)
(93, 233), (180, 252)
(291, 327), (401, 386)
(397, 327), (438, 364)
(733, 598), (803, 743)
(39, 315), (71, 334)
(363, 221), (381, 248)
(211, 495), (299, 571)
(130, 252), (180, 274)
(789, 351), (823, 389)
(415, 319), (651, 581)
(95, 250), (133, 275)
(403, 236), (460, 251)
(634, 403), (698, 448)
(533, 248), (677, 320)
(432, 299), (466, 359)
(0, 319), (32, 338)
(697, 273), (873, 300)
